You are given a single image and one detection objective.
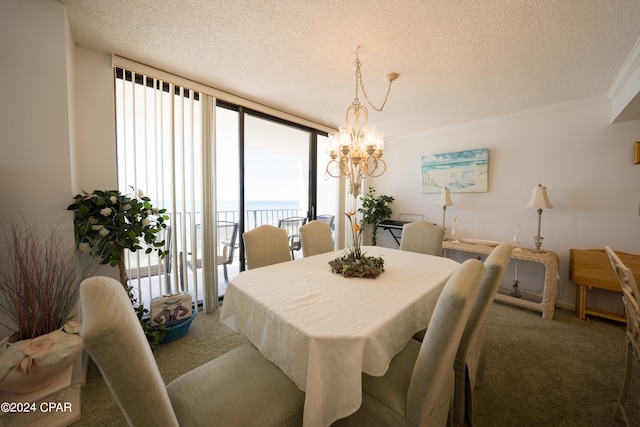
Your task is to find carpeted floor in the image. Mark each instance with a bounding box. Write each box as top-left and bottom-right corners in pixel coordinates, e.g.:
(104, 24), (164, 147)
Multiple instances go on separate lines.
(72, 301), (639, 426)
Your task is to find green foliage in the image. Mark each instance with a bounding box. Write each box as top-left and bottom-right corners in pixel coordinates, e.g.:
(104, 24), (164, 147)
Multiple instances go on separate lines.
(358, 187), (394, 246)
(67, 188), (169, 267)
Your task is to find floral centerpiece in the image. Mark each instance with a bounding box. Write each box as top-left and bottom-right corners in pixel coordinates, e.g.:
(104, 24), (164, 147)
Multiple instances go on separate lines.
(328, 211), (385, 278)
(67, 188), (169, 288)
(0, 222), (103, 393)
(359, 187), (394, 246)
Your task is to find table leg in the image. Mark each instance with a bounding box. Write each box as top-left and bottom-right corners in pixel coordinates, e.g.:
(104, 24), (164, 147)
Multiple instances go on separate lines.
(576, 285), (587, 320)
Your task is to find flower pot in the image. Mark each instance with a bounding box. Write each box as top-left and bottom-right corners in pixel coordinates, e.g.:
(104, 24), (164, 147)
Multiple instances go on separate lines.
(0, 323), (83, 394)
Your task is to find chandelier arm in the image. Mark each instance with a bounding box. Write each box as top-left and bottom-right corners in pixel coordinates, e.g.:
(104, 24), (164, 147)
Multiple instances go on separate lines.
(325, 159), (343, 179)
(367, 158), (387, 177)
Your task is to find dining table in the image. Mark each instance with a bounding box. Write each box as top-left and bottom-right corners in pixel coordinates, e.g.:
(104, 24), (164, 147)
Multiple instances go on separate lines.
(219, 245), (460, 427)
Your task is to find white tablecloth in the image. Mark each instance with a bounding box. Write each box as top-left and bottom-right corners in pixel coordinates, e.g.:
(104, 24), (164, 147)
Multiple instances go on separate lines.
(219, 246), (460, 427)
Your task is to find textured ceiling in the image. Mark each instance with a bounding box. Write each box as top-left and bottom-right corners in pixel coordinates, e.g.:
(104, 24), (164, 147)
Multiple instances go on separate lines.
(59, 0), (640, 138)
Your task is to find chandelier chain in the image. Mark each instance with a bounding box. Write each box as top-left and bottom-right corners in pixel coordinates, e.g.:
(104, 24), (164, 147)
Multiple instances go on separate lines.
(354, 48), (394, 112)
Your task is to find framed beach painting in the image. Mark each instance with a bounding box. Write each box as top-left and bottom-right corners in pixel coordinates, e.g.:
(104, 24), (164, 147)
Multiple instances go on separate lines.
(421, 148), (489, 193)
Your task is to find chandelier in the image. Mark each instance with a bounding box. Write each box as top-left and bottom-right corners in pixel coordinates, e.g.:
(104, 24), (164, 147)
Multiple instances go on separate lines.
(326, 47), (398, 196)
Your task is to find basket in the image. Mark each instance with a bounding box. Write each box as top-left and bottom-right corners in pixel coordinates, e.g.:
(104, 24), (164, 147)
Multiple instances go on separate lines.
(161, 310), (197, 344)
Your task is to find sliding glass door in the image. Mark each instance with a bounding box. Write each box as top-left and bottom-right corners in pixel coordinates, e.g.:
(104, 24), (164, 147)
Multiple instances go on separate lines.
(243, 114), (310, 259)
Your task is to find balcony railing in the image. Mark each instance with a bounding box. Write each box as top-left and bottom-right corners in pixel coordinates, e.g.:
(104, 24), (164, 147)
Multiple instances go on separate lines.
(127, 208), (305, 308)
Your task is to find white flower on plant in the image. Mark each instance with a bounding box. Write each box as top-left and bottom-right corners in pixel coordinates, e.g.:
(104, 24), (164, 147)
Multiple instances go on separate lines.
(123, 203), (132, 211)
(142, 218), (151, 226)
(152, 208), (159, 215)
(78, 242), (91, 253)
(91, 225), (104, 231)
(146, 209), (152, 216)
(100, 207), (112, 216)
(109, 195), (117, 204)
(137, 189), (144, 198)
(99, 228), (110, 236)
(88, 216), (99, 224)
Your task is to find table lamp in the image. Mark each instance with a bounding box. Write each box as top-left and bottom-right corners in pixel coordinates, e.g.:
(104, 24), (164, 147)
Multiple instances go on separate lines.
(526, 184), (553, 252)
(437, 187), (453, 230)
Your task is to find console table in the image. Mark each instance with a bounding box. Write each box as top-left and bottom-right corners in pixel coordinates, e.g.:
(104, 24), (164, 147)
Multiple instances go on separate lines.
(442, 240), (559, 320)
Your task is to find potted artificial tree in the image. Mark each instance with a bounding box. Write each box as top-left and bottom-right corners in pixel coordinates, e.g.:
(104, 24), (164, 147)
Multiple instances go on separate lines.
(67, 189), (175, 346)
(67, 188), (168, 288)
(359, 187), (394, 246)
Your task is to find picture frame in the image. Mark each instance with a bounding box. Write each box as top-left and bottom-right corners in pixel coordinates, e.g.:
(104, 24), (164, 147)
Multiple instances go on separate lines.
(421, 148), (489, 193)
(635, 141), (640, 164)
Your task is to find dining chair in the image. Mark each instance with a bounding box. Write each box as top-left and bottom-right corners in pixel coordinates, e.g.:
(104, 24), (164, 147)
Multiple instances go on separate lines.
(316, 214), (335, 231)
(606, 246), (640, 427)
(299, 220), (334, 257)
(278, 217), (308, 258)
(179, 221), (239, 283)
(80, 276), (305, 427)
(400, 221), (445, 256)
(215, 221), (239, 282)
(243, 224), (292, 269)
(452, 243), (513, 427)
(335, 259), (485, 427)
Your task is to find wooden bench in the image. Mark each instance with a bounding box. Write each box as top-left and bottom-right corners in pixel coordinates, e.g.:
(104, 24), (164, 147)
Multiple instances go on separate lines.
(569, 248), (640, 322)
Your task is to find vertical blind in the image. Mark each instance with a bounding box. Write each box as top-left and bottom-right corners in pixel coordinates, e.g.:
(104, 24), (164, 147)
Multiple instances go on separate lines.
(114, 67), (218, 312)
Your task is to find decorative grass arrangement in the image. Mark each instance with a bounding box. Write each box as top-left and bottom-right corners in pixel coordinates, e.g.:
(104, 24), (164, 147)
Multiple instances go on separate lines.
(0, 222), (102, 342)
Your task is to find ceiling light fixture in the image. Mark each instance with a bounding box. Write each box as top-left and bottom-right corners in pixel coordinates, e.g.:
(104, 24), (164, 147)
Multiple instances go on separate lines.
(326, 46), (398, 197)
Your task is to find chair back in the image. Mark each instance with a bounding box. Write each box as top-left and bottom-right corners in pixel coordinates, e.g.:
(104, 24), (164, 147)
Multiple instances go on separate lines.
(606, 246), (640, 305)
(278, 216), (308, 255)
(80, 276), (179, 426)
(459, 243), (513, 357)
(316, 214), (335, 230)
(606, 246), (640, 354)
(452, 243), (513, 426)
(300, 220), (334, 257)
(406, 259), (484, 426)
(216, 221), (238, 265)
(400, 221), (445, 256)
(243, 224), (291, 269)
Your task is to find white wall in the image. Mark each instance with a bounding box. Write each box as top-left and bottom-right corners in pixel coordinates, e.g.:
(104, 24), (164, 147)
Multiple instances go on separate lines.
(374, 98), (640, 311)
(71, 47), (118, 195)
(0, 0), (119, 285)
(0, 0), (73, 232)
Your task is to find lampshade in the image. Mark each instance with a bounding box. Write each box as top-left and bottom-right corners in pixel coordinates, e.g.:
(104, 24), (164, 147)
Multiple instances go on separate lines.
(526, 184), (553, 209)
(437, 187), (453, 207)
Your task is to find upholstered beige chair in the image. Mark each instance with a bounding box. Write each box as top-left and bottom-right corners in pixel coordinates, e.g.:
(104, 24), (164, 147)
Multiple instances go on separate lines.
(299, 220), (334, 257)
(400, 221), (445, 256)
(80, 276), (304, 427)
(243, 224), (292, 270)
(606, 246), (640, 427)
(334, 259), (484, 427)
(452, 243), (513, 427)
